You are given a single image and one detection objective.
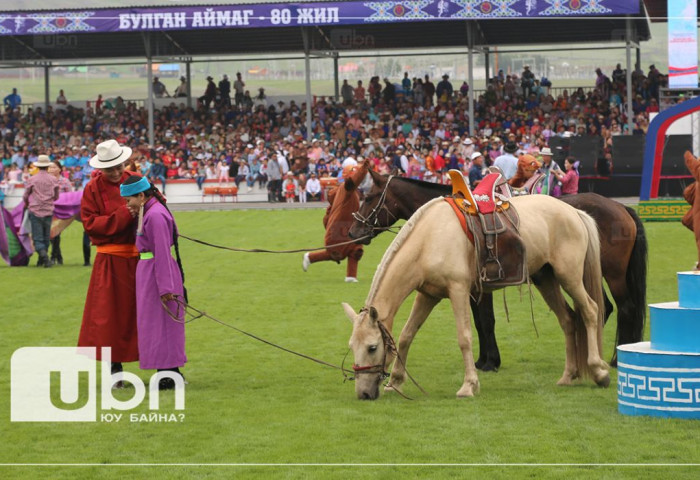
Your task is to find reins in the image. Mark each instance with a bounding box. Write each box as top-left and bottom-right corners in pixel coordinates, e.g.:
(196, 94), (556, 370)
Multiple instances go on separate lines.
(178, 232), (371, 253)
(161, 295), (355, 375)
(160, 296), (426, 400)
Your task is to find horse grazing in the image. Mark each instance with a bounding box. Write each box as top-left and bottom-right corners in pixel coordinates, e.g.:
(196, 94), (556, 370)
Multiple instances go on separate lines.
(345, 195), (609, 400)
(348, 171), (647, 368)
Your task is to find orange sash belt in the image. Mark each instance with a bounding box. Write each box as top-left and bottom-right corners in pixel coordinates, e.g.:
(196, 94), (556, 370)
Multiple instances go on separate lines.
(96, 243), (139, 258)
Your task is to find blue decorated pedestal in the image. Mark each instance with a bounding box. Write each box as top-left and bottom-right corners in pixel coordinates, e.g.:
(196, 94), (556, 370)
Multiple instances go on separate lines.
(617, 272), (700, 419)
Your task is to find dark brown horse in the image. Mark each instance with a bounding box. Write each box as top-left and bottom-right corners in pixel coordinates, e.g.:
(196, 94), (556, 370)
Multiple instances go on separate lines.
(349, 170), (647, 368)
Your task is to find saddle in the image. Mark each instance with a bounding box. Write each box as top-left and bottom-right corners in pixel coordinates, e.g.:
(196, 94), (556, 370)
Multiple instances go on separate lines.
(445, 170), (527, 289)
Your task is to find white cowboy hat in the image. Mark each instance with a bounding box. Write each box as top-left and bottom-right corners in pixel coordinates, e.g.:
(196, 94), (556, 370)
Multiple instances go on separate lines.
(540, 147), (553, 156)
(470, 151), (483, 161)
(463, 138), (473, 145)
(34, 155), (52, 167)
(89, 139), (132, 169)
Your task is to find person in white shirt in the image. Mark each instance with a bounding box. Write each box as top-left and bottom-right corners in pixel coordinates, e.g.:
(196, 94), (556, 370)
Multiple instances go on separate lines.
(277, 151), (290, 175)
(397, 145), (409, 173)
(493, 141), (519, 179)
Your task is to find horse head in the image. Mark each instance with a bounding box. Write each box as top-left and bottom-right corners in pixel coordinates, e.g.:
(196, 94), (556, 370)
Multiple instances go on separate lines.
(343, 302), (393, 400)
(348, 169), (394, 244)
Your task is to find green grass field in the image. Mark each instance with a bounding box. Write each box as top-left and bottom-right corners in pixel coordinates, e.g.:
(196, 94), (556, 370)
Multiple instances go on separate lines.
(1, 207), (699, 478)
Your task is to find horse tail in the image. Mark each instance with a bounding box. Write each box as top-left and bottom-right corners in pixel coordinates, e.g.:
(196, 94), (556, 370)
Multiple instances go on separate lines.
(614, 207), (648, 356)
(575, 211), (606, 379)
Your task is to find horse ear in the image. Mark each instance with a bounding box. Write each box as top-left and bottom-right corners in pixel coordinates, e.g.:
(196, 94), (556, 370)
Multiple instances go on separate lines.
(369, 306), (378, 322)
(369, 168), (385, 187)
(342, 302), (357, 323)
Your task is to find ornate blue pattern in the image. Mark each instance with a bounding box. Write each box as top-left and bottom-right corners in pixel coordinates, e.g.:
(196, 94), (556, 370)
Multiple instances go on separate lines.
(540, 0), (612, 15)
(364, 1), (433, 22)
(27, 12), (95, 34)
(618, 367), (700, 413)
(452, 0), (520, 18)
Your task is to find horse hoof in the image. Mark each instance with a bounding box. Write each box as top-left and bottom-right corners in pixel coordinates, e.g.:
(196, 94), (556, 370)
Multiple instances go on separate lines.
(595, 372), (611, 388)
(456, 381), (479, 398)
(478, 362), (499, 373)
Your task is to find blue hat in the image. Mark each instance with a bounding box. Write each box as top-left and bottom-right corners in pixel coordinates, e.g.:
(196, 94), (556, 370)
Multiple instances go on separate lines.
(120, 176), (151, 197)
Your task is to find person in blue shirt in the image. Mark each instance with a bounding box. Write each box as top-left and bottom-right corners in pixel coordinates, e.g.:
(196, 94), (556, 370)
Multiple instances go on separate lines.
(468, 152), (485, 187)
(63, 147), (79, 168)
(78, 148), (91, 167)
(3, 88), (21, 109)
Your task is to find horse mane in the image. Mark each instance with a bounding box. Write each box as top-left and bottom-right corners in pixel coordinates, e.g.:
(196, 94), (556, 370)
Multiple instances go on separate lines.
(393, 176), (452, 194)
(365, 196), (445, 304)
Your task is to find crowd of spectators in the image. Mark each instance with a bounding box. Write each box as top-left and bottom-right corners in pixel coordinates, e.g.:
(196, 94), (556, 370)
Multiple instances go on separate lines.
(0, 62), (674, 202)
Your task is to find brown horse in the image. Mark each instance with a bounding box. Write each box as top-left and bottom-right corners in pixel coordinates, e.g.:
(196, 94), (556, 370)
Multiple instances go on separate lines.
(348, 170), (647, 368)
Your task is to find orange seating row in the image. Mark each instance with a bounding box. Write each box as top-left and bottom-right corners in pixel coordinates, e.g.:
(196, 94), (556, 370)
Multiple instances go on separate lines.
(202, 186), (238, 202)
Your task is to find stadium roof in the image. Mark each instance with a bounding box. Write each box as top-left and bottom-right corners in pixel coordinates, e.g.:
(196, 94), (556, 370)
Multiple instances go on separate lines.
(0, 1), (655, 63)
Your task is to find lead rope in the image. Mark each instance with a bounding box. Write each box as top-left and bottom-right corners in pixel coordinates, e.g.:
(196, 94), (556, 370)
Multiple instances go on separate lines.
(161, 295), (355, 375)
(178, 232), (371, 254)
(376, 320), (428, 400)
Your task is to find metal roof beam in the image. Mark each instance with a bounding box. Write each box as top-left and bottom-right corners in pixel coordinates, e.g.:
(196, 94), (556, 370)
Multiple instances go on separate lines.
(161, 32), (190, 57)
(8, 36), (47, 60)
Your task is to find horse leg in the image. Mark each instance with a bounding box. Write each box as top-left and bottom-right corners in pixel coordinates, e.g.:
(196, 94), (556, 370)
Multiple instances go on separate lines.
(449, 288), (480, 398)
(385, 291), (439, 394)
(558, 278), (610, 388)
(603, 289), (614, 327)
(531, 271), (581, 385)
(472, 294), (501, 372)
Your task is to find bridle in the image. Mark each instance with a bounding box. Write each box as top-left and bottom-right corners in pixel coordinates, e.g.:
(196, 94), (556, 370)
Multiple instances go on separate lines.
(350, 310), (395, 380)
(352, 175), (399, 235)
(347, 307), (427, 400)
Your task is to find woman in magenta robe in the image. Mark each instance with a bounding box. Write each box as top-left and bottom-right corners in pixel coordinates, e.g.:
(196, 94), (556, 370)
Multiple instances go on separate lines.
(120, 175), (187, 389)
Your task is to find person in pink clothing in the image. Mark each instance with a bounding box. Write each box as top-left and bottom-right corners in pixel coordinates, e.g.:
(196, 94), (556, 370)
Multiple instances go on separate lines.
(120, 175), (187, 390)
(22, 155), (59, 267)
(551, 156), (579, 195)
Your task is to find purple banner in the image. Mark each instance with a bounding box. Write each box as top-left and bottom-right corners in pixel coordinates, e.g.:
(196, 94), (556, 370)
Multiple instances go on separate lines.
(0, 1), (640, 36)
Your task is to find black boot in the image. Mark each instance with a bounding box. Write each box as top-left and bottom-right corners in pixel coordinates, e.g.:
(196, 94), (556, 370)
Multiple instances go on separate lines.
(51, 237), (63, 265)
(39, 249), (52, 268)
(157, 367), (184, 390)
(111, 362), (124, 389)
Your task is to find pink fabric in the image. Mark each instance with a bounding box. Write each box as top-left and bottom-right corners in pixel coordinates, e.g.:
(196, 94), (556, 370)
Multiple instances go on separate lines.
(560, 170), (579, 195)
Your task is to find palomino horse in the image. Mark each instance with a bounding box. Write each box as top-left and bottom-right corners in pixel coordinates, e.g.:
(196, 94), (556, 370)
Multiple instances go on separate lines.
(345, 195), (609, 400)
(348, 171), (647, 368)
